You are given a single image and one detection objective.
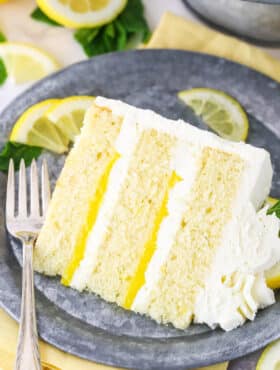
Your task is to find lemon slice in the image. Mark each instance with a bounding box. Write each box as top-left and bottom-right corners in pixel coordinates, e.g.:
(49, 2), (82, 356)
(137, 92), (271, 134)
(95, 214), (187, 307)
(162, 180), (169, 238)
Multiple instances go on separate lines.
(10, 99), (69, 154)
(266, 197), (279, 207)
(256, 340), (280, 370)
(178, 88), (249, 142)
(37, 0), (127, 28)
(265, 262), (280, 290)
(45, 96), (95, 142)
(264, 197), (280, 289)
(0, 42), (59, 84)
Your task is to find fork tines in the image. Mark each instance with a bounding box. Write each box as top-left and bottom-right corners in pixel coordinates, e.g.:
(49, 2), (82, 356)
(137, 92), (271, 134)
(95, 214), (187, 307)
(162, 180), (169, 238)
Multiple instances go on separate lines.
(6, 158), (50, 220)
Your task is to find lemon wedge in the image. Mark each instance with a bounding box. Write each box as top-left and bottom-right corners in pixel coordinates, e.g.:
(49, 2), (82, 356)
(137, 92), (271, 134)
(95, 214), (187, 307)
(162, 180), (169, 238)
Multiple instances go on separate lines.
(10, 99), (69, 154)
(266, 197), (279, 207)
(264, 197), (280, 289)
(36, 0), (127, 28)
(256, 340), (280, 370)
(265, 262), (280, 290)
(0, 42), (59, 84)
(178, 88), (249, 142)
(45, 96), (95, 142)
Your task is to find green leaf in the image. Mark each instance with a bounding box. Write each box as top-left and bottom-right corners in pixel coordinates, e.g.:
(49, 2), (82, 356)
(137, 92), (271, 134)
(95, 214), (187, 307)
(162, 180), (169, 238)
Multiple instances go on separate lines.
(142, 28), (151, 43)
(74, 0), (150, 57)
(74, 28), (101, 57)
(0, 58), (8, 86)
(115, 20), (127, 50)
(0, 142), (43, 172)
(267, 200), (280, 219)
(105, 23), (116, 38)
(118, 0), (150, 43)
(31, 7), (61, 27)
(118, 0), (144, 31)
(0, 31), (6, 42)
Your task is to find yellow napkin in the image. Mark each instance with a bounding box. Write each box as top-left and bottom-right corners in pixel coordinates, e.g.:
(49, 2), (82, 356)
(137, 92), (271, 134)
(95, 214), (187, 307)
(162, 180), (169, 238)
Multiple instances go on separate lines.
(146, 12), (280, 83)
(0, 307), (226, 370)
(0, 309), (122, 370)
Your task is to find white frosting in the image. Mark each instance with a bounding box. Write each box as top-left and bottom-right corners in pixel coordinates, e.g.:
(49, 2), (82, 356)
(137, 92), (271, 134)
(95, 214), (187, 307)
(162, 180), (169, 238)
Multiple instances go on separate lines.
(74, 97), (280, 331)
(194, 204), (280, 331)
(95, 97), (272, 209)
(193, 145), (278, 331)
(95, 97), (280, 330)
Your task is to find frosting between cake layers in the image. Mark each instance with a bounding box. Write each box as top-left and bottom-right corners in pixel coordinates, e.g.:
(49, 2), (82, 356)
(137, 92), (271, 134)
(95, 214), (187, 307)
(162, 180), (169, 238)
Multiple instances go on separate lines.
(132, 140), (199, 315)
(71, 113), (140, 290)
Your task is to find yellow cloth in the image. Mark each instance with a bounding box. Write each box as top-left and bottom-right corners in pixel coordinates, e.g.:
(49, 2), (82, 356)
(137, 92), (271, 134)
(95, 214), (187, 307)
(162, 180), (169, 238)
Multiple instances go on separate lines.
(147, 12), (280, 83)
(0, 308), (226, 370)
(0, 307), (227, 370)
(8, 10), (280, 370)
(0, 309), (122, 370)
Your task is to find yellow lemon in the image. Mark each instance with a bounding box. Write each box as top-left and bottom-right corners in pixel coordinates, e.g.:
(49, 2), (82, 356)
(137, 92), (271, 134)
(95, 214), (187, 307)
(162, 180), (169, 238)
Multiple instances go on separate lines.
(45, 96), (95, 142)
(10, 99), (69, 154)
(178, 88), (249, 142)
(37, 0), (127, 28)
(0, 42), (59, 84)
(256, 340), (280, 370)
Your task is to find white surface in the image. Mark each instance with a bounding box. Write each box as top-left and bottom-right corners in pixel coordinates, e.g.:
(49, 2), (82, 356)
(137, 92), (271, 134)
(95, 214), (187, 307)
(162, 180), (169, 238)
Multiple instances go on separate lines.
(0, 0), (84, 65)
(0, 78), (31, 111)
(0, 0), (279, 115)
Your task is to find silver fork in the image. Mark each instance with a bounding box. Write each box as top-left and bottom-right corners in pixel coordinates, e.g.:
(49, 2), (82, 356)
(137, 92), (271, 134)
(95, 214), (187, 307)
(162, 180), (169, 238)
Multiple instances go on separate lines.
(6, 158), (51, 370)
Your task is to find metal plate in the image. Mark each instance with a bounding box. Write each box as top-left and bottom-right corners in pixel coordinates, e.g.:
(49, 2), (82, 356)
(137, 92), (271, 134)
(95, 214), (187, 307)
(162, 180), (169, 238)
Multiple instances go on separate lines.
(0, 50), (280, 370)
(243, 0), (280, 4)
(183, 0), (280, 45)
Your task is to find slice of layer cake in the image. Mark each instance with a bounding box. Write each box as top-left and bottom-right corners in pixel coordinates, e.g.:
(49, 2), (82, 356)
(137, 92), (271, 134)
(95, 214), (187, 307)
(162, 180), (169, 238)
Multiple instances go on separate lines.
(35, 97), (280, 331)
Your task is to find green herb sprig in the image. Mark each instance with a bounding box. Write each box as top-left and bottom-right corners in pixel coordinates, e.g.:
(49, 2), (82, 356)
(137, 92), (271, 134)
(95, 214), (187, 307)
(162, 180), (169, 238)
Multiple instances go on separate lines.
(267, 200), (280, 219)
(0, 58), (7, 86)
(0, 31), (7, 86)
(0, 142), (42, 172)
(31, 7), (61, 27)
(30, 0), (150, 57)
(74, 0), (150, 57)
(0, 31), (6, 42)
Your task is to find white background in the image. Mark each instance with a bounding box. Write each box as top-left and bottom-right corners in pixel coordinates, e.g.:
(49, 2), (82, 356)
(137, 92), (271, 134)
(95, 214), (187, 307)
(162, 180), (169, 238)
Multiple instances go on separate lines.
(0, 0), (279, 66)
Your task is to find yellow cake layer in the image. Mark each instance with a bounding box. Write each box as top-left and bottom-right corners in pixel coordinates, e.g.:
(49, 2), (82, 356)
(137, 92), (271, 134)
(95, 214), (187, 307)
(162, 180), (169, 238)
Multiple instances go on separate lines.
(34, 104), (123, 276)
(134, 147), (244, 328)
(61, 152), (120, 285)
(86, 129), (176, 306)
(123, 171), (182, 309)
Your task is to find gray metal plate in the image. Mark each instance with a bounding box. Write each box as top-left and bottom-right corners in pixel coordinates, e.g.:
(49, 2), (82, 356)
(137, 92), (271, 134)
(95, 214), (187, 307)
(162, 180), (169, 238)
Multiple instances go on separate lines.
(0, 50), (279, 370)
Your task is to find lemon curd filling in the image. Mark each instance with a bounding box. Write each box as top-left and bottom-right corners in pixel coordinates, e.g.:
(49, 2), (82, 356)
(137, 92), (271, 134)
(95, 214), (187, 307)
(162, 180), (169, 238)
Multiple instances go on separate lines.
(61, 152), (120, 285)
(123, 171), (182, 309)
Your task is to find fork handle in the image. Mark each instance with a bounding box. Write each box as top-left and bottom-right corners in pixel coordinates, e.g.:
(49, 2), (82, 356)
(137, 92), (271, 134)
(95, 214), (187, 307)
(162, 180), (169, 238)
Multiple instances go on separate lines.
(15, 240), (41, 370)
